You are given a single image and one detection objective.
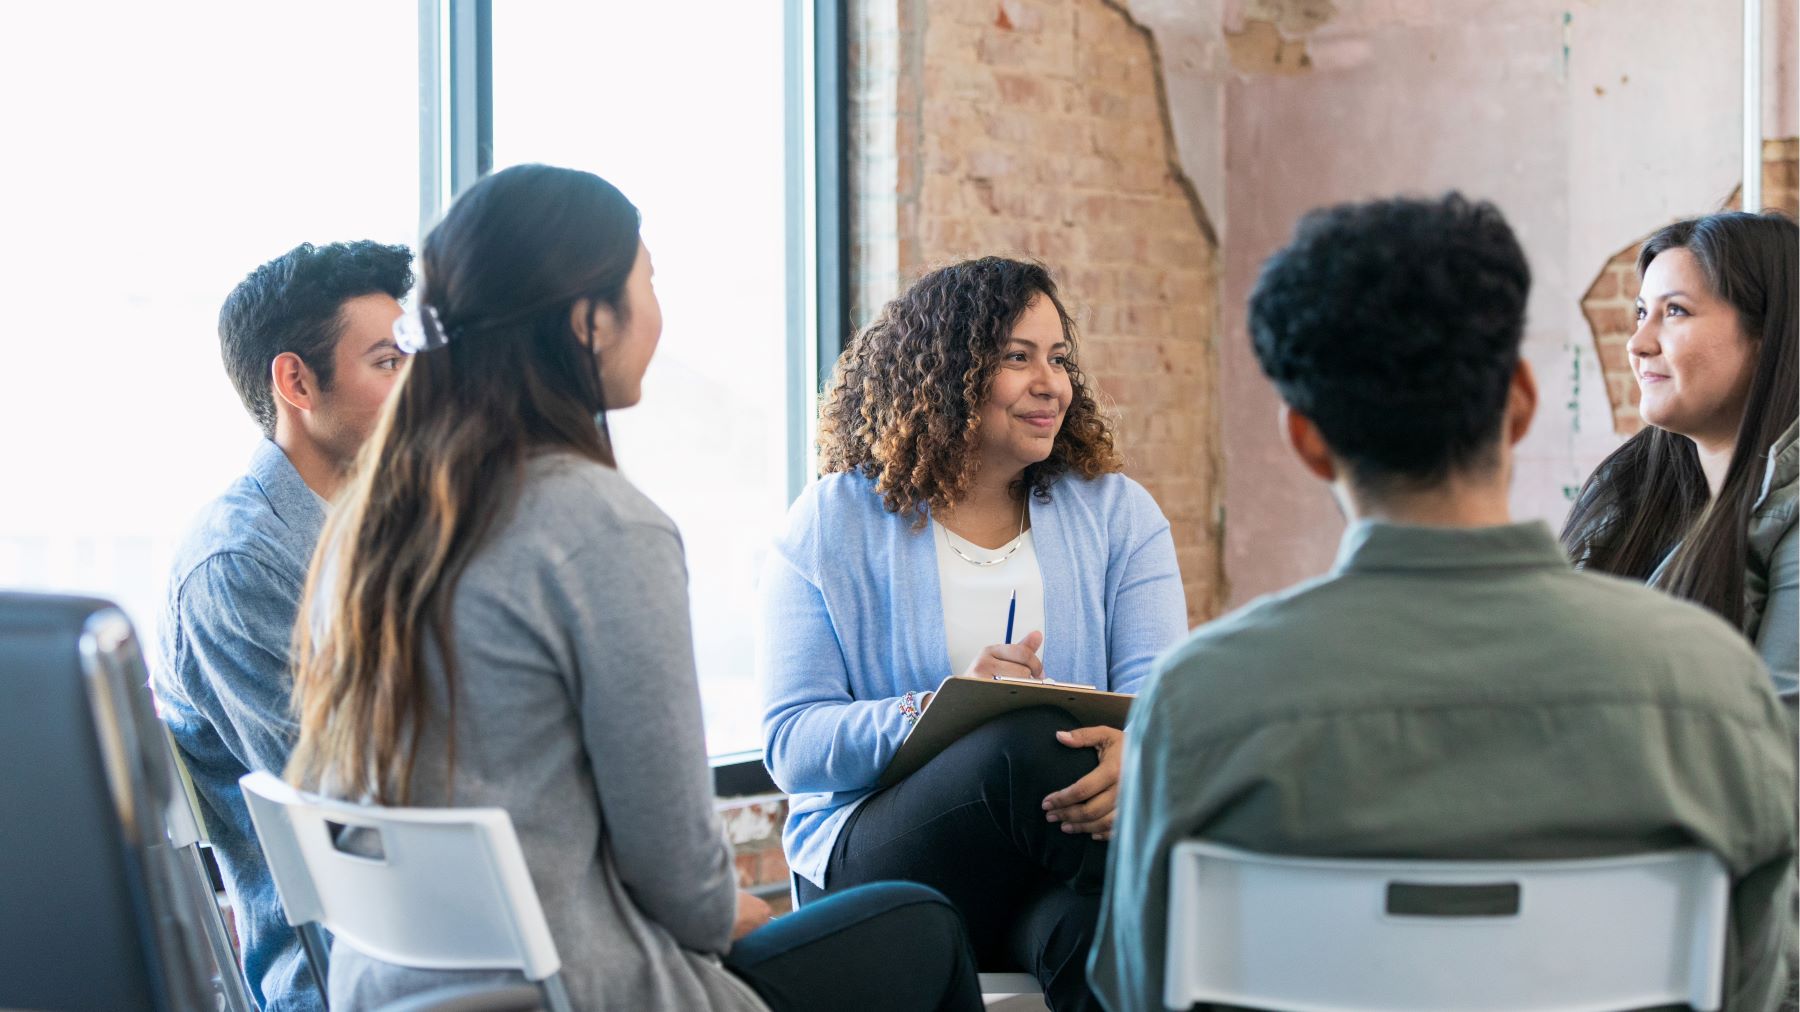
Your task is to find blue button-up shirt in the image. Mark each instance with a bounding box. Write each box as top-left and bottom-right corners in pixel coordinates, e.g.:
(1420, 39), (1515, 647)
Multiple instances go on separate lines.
(153, 439), (326, 1012)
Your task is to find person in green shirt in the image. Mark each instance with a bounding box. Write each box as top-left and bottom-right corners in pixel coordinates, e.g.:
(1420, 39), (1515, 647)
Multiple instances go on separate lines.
(1090, 194), (1797, 1012)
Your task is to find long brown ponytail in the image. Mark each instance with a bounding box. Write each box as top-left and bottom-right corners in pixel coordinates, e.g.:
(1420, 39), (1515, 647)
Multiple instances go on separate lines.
(288, 165), (642, 804)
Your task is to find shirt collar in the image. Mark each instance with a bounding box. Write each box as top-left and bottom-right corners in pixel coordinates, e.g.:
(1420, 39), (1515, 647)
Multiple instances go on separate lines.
(247, 438), (329, 534)
(1332, 518), (1570, 575)
(1754, 419), (1798, 509)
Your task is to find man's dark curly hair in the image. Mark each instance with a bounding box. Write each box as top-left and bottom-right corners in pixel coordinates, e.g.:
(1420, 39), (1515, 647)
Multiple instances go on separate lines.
(1249, 192), (1530, 490)
(818, 256), (1121, 521)
(219, 240), (414, 438)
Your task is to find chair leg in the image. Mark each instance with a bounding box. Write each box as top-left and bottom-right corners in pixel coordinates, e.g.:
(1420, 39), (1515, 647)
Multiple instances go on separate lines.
(978, 972), (1044, 996)
(180, 843), (257, 1011)
(538, 972), (576, 1012)
(298, 922), (332, 1007)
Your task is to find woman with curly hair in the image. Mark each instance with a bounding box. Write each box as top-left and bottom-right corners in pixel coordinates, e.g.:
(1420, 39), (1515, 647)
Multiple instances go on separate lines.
(759, 257), (1187, 1010)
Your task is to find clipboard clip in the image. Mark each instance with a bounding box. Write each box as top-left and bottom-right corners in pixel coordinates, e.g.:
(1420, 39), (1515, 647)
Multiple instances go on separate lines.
(991, 674), (1067, 686)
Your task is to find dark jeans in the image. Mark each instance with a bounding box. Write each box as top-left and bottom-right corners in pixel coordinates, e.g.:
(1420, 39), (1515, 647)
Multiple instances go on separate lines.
(724, 881), (982, 1012)
(796, 706), (1109, 1012)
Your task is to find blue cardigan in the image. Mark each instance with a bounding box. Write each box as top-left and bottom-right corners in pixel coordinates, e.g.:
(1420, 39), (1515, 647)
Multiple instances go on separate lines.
(758, 469), (1190, 886)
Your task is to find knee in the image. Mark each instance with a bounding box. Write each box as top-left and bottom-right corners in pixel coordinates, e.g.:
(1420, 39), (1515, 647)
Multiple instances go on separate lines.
(788, 880), (960, 931)
(966, 705), (1082, 753)
(852, 882), (971, 955)
(846, 879), (956, 914)
(983, 704), (1081, 737)
(963, 706), (1098, 795)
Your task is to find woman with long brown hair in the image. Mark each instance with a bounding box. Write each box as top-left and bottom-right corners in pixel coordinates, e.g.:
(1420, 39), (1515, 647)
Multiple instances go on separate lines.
(760, 258), (1188, 1011)
(287, 164), (983, 1012)
(1562, 211), (1797, 692)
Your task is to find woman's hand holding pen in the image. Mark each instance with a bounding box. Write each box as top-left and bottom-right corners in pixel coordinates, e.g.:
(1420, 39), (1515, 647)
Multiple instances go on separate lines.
(961, 630), (1045, 681)
(1041, 725), (1125, 840)
(919, 631), (1047, 711)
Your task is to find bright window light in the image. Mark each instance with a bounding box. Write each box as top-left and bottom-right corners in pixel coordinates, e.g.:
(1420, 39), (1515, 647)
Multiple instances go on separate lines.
(0, 3), (802, 761)
(0, 4), (420, 639)
(477, 2), (797, 757)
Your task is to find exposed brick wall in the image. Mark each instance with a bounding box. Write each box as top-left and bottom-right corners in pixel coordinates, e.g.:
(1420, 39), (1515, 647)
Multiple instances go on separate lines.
(855, 0), (1224, 622)
(1580, 255), (1645, 436)
(720, 793), (793, 915)
(1580, 137), (1799, 436)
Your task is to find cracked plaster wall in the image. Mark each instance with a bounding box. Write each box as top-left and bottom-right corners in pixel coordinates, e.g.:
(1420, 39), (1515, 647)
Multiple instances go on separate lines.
(1128, 0), (1798, 607)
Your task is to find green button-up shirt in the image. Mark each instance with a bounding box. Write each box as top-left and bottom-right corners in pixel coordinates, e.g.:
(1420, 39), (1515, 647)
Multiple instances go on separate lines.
(1092, 520), (1797, 1012)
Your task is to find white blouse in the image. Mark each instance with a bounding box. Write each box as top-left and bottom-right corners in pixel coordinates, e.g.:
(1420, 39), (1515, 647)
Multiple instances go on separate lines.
(933, 520), (1047, 675)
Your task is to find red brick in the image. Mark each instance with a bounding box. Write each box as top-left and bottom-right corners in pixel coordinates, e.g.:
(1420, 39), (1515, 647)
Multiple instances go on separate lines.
(1584, 268), (1619, 301)
(872, 0), (1223, 622)
(756, 846), (791, 887)
(1586, 305), (1636, 337)
(993, 72), (1050, 107)
(1592, 344), (1629, 379)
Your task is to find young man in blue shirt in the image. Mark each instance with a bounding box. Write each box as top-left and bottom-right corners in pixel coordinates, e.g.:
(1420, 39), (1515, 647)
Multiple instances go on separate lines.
(153, 241), (412, 1011)
(1090, 195), (1795, 1011)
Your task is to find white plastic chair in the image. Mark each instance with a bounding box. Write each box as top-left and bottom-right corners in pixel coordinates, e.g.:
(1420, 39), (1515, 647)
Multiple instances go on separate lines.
(238, 771), (573, 1012)
(1163, 842), (1730, 1012)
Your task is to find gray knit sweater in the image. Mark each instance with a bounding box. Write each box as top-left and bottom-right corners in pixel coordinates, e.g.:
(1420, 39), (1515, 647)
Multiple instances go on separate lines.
(326, 454), (769, 1012)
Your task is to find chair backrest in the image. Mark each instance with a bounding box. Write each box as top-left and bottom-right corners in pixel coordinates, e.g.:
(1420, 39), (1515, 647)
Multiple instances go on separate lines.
(159, 722), (258, 1010)
(1163, 841), (1730, 1012)
(239, 770), (563, 983)
(162, 723), (210, 849)
(0, 592), (239, 1011)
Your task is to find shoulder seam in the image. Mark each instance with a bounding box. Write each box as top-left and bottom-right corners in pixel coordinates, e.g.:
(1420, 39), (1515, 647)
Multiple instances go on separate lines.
(174, 549), (302, 601)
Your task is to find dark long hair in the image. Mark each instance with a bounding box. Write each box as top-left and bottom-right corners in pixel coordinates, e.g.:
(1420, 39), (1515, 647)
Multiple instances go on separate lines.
(1561, 211), (1798, 627)
(288, 164), (642, 803)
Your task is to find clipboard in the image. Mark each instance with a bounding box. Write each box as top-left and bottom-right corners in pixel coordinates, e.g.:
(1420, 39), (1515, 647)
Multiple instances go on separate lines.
(876, 676), (1134, 788)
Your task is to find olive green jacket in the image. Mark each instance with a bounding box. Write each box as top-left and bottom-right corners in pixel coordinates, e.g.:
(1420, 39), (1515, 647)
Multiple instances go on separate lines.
(1645, 420), (1798, 691)
(1743, 420), (1796, 690)
(1092, 521), (1797, 1012)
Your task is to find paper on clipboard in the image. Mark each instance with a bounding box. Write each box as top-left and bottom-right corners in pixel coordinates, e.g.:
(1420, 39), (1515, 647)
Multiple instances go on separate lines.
(875, 675), (1134, 788)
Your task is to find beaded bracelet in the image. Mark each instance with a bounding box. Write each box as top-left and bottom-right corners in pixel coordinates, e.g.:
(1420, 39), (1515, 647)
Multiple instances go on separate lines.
(898, 690), (923, 726)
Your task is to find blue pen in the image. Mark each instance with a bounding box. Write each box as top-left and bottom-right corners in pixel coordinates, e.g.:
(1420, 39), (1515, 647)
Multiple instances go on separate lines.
(1003, 590), (1017, 645)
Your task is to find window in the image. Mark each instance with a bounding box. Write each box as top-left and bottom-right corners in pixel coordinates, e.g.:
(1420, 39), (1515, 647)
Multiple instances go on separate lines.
(487, 3), (815, 756)
(0, 2), (833, 762)
(0, 3), (420, 636)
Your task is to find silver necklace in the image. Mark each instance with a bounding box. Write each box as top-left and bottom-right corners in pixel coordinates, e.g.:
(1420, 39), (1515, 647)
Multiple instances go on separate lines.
(941, 502), (1028, 567)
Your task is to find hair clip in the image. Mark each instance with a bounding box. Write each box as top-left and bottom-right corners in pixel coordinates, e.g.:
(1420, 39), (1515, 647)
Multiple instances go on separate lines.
(394, 302), (451, 355)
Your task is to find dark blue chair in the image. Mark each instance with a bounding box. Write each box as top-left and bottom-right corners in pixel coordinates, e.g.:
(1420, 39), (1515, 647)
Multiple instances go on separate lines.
(0, 592), (250, 1011)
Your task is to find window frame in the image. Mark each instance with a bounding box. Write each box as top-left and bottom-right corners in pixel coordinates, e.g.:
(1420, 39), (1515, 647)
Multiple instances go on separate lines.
(422, 0), (848, 781)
